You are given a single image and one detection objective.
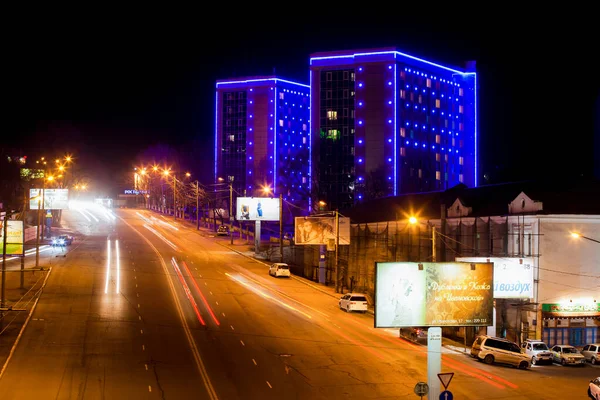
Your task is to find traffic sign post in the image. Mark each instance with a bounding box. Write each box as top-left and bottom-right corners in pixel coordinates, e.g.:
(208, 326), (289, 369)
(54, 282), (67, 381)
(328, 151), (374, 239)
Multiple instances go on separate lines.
(437, 372), (454, 390)
(439, 390), (453, 400)
(414, 382), (429, 399)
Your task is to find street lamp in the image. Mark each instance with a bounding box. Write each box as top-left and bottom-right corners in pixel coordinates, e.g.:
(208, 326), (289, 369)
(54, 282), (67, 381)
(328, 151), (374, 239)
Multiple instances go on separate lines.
(409, 216), (437, 262)
(570, 232), (600, 244)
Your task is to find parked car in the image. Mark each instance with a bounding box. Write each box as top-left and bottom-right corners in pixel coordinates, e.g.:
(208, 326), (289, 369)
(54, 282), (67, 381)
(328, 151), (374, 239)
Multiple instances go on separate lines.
(268, 263), (291, 278)
(400, 327), (429, 343)
(550, 344), (586, 366)
(216, 225), (230, 236)
(471, 335), (531, 369)
(582, 344), (600, 365)
(51, 234), (73, 246)
(521, 339), (553, 365)
(338, 293), (368, 313)
(589, 377), (600, 400)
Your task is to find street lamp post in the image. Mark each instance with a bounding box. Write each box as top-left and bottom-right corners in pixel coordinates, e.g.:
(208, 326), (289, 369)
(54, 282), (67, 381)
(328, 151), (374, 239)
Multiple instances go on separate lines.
(229, 181), (233, 245)
(195, 180), (200, 230)
(279, 193), (283, 262)
(334, 209), (340, 293)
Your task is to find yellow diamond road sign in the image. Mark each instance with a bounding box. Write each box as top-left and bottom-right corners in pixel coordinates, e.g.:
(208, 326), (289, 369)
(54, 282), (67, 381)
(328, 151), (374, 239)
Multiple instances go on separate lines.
(438, 372), (454, 389)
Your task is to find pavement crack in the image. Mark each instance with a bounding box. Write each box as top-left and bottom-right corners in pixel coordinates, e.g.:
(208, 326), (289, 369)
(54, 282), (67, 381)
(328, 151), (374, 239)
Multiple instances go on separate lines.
(149, 358), (166, 400)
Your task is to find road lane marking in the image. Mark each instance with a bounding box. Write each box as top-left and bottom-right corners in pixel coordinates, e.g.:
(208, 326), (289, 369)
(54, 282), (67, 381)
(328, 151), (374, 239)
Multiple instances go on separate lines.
(230, 325), (235, 330)
(142, 345), (145, 351)
(240, 340), (245, 346)
(210, 291), (213, 295)
(216, 302), (219, 306)
(222, 313), (226, 317)
(149, 386), (152, 392)
(141, 329), (143, 334)
(145, 364), (148, 370)
(266, 381), (272, 389)
(252, 359), (257, 365)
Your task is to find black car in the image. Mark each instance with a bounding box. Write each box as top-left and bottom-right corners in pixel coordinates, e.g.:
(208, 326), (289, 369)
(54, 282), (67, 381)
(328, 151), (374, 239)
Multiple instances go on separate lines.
(216, 225), (230, 236)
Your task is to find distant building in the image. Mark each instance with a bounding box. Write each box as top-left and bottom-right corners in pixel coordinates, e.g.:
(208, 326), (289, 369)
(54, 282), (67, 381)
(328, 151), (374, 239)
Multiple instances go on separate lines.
(215, 76), (311, 212)
(309, 47), (477, 211)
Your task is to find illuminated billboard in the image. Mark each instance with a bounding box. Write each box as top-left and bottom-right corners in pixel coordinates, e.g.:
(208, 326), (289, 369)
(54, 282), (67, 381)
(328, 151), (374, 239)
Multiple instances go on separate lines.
(374, 262), (494, 328)
(29, 188), (69, 210)
(294, 216), (351, 245)
(235, 197), (280, 221)
(0, 220), (24, 256)
(456, 257), (534, 299)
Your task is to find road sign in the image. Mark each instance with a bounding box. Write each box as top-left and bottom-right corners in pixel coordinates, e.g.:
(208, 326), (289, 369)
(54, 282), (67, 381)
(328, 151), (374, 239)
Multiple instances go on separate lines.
(439, 390), (453, 400)
(414, 382), (429, 397)
(437, 372), (454, 389)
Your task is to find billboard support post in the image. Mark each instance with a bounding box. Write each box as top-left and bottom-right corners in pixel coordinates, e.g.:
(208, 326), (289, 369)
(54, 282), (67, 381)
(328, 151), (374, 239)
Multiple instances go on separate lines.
(432, 226), (436, 262)
(335, 210), (339, 293)
(279, 194), (283, 262)
(229, 182), (233, 245)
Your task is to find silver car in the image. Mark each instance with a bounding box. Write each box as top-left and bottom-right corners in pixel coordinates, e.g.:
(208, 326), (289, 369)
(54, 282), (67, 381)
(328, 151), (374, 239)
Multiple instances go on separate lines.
(521, 339), (553, 365)
(550, 344), (586, 366)
(582, 344), (600, 365)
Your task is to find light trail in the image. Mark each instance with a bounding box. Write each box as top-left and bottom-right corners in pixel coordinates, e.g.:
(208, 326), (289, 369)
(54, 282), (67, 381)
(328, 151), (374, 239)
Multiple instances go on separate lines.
(143, 224), (179, 251)
(116, 239), (120, 294)
(181, 261), (220, 326)
(171, 258), (206, 326)
(225, 273), (312, 319)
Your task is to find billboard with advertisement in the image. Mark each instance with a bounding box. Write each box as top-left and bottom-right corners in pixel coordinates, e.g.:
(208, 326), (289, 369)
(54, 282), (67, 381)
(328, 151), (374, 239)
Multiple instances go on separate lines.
(294, 216), (351, 245)
(29, 188), (69, 210)
(374, 262), (494, 328)
(456, 257), (534, 299)
(0, 220), (24, 256)
(235, 197), (280, 221)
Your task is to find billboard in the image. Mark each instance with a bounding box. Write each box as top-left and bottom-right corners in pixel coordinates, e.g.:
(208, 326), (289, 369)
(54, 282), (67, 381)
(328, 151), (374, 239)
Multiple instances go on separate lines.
(235, 197), (280, 221)
(456, 257), (534, 299)
(29, 188), (69, 210)
(0, 220), (24, 256)
(294, 216), (351, 245)
(374, 262), (494, 328)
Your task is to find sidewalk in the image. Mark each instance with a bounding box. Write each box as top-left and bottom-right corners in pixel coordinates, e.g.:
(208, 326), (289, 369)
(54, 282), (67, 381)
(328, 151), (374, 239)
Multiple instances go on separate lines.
(158, 211), (473, 355)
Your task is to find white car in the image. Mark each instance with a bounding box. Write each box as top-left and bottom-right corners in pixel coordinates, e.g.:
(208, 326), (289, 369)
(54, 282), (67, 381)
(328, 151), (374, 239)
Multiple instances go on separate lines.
(582, 344), (600, 365)
(268, 263), (290, 278)
(589, 377), (600, 400)
(339, 293), (368, 313)
(550, 344), (586, 366)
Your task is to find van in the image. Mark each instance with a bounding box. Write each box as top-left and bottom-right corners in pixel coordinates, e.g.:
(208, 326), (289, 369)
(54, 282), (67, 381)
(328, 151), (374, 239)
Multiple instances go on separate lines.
(471, 335), (531, 369)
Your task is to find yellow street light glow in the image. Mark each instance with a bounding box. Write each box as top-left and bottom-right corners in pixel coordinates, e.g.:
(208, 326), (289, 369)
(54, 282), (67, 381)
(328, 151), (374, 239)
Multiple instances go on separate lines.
(185, 172), (191, 177)
(47, 176), (54, 181)
(409, 216), (417, 224)
(263, 186), (271, 194)
(58, 165), (65, 171)
(152, 165), (159, 172)
(571, 232), (580, 239)
(163, 170), (170, 176)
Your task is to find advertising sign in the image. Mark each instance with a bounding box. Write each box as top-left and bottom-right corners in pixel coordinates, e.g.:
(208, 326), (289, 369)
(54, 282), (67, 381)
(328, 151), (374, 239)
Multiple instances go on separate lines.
(29, 188), (69, 210)
(0, 220), (25, 256)
(294, 216), (351, 245)
(374, 262), (494, 328)
(542, 303), (600, 317)
(456, 257), (534, 299)
(236, 197), (280, 221)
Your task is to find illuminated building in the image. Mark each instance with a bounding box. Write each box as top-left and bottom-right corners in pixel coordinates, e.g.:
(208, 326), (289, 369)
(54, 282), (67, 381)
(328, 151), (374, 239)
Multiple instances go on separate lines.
(215, 76), (311, 209)
(310, 48), (477, 211)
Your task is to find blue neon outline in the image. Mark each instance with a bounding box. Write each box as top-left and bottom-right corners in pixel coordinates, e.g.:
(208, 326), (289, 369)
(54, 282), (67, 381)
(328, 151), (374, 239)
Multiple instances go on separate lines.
(216, 77), (310, 89)
(214, 91), (218, 183)
(308, 70), (312, 212)
(273, 87), (277, 194)
(393, 64), (397, 195)
(310, 50), (467, 75)
(472, 72), (478, 187)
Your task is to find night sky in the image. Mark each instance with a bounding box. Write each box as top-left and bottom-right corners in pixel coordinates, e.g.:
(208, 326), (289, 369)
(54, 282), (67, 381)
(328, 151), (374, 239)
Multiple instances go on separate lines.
(6, 15), (599, 194)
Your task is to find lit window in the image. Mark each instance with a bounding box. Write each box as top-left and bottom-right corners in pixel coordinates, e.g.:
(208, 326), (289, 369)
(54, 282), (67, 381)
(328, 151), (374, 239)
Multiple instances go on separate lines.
(436, 153), (441, 161)
(436, 171), (441, 180)
(302, 137), (307, 144)
(459, 105), (464, 114)
(350, 73), (355, 81)
(459, 88), (464, 96)
(459, 123), (464, 131)
(435, 99), (441, 108)
(418, 95), (422, 104)
(452, 138), (456, 147)
(400, 128), (406, 137)
(400, 90), (405, 99)
(228, 135), (235, 142)
(445, 154), (449, 162)
(279, 92), (284, 99)
(327, 129), (339, 140)
(459, 173), (463, 183)
(418, 169), (422, 178)
(302, 177), (307, 184)
(459, 156), (464, 165)
(279, 120), (284, 127)
(327, 110), (338, 120)
(426, 78), (431, 88)
(302, 123), (307, 131)
(400, 147), (406, 156)
(435, 135), (441, 144)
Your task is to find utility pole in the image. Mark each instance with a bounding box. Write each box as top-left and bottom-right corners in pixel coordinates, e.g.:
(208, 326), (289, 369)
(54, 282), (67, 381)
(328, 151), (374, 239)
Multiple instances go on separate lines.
(1, 212), (8, 309)
(432, 225), (436, 262)
(279, 193), (283, 262)
(173, 175), (177, 220)
(21, 187), (26, 288)
(334, 209), (339, 293)
(229, 182), (234, 245)
(195, 180), (199, 230)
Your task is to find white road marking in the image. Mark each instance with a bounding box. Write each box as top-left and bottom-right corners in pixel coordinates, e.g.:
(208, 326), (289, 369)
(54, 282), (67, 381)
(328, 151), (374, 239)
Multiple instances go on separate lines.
(230, 325), (235, 330)
(252, 359), (257, 365)
(266, 381), (272, 389)
(240, 340), (245, 346)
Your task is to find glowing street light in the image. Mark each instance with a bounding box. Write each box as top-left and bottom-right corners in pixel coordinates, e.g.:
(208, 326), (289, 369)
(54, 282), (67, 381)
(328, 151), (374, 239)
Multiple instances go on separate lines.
(570, 232), (600, 244)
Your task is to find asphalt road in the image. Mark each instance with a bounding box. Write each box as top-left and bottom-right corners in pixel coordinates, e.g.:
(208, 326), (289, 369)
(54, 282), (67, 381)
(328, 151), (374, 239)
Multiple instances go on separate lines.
(0, 205), (597, 399)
